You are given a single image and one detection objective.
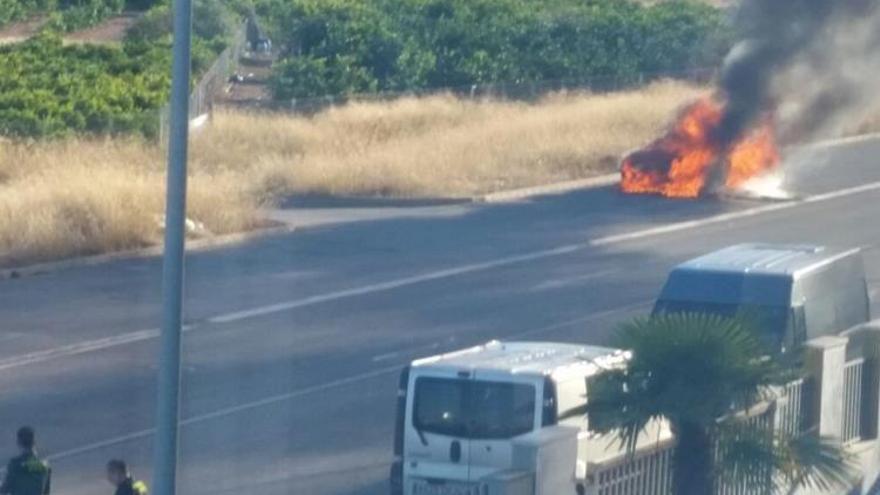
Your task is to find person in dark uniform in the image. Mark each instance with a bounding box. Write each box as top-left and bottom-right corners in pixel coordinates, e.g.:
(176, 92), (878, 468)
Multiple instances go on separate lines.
(0, 427), (51, 495)
(106, 460), (147, 495)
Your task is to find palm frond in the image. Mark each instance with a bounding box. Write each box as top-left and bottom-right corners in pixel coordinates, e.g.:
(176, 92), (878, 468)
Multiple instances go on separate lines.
(714, 415), (777, 491)
(583, 312), (853, 494)
(777, 434), (858, 494)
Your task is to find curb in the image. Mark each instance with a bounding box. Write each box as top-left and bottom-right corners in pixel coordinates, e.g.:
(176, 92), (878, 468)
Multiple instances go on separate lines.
(475, 174), (619, 203)
(0, 225), (295, 280)
(3, 132), (878, 279)
(0, 173), (622, 279)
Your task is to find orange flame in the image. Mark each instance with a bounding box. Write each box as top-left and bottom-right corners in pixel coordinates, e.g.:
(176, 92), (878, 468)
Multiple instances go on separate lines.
(620, 98), (779, 198)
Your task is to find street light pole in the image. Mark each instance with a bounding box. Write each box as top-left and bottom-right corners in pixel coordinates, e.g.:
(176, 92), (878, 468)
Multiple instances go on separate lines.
(153, 0), (192, 490)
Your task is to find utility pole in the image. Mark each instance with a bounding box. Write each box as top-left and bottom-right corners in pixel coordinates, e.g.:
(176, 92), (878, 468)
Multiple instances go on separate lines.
(153, 0), (192, 490)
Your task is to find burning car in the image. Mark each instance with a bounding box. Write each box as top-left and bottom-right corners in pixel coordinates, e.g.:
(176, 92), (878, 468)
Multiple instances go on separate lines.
(619, 97), (781, 199)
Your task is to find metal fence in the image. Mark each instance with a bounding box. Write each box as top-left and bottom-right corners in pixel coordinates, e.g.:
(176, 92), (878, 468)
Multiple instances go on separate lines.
(776, 377), (813, 437)
(158, 23), (246, 142)
(843, 358), (866, 444)
(590, 439), (675, 495)
(223, 67), (717, 115)
(715, 405), (776, 495)
(586, 380), (812, 495)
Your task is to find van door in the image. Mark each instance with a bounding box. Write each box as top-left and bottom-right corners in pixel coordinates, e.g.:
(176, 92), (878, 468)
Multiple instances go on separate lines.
(467, 372), (540, 482)
(405, 370), (473, 485)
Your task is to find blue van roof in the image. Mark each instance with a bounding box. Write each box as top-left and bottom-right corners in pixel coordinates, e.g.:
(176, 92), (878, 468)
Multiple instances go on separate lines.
(675, 244), (854, 276)
(659, 244), (860, 306)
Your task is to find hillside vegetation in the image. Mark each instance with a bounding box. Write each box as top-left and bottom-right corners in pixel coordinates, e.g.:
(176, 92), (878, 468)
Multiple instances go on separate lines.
(0, 0), (237, 137)
(265, 0), (730, 99)
(0, 0), (729, 137)
(0, 82), (704, 264)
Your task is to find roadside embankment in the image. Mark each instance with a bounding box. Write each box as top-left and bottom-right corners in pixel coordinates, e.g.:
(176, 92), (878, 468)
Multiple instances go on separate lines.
(1, 81), (707, 266)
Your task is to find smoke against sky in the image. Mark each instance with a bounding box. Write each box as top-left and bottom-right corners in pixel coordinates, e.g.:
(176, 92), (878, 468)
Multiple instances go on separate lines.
(718, 0), (880, 146)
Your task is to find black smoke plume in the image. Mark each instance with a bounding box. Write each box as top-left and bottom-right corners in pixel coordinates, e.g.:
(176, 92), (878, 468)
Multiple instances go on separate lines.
(715, 0), (880, 147)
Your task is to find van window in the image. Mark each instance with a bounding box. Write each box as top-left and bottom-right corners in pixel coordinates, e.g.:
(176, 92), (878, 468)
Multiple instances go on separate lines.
(800, 260), (870, 336)
(413, 378), (535, 439)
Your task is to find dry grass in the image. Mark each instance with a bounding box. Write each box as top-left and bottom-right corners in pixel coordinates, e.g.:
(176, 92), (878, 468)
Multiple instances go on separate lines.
(0, 140), (257, 264)
(196, 80), (706, 198)
(0, 80), (704, 264)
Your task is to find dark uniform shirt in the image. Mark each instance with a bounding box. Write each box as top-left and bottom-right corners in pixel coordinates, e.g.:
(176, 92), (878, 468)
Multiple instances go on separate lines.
(0, 451), (51, 495)
(114, 477), (147, 495)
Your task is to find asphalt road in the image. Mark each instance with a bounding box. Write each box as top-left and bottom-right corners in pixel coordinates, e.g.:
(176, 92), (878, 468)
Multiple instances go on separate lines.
(1, 137), (879, 495)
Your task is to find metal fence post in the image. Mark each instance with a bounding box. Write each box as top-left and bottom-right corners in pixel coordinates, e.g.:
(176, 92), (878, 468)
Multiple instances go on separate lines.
(152, 0), (192, 490)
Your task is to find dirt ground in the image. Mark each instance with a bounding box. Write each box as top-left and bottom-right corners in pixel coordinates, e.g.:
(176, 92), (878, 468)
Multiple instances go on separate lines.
(0, 16), (46, 45)
(64, 12), (140, 44)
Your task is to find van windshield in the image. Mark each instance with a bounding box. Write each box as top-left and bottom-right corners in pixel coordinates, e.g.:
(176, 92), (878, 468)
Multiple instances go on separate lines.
(413, 377), (536, 439)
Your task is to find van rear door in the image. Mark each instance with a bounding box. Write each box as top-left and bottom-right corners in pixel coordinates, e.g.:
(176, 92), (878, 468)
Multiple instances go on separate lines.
(406, 370), (472, 484)
(467, 372), (540, 482)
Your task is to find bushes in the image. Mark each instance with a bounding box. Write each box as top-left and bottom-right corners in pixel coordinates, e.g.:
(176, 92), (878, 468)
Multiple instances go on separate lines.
(0, 33), (170, 137)
(40, 0), (124, 32)
(267, 0), (732, 99)
(2, 0), (728, 137)
(0, 0), (238, 138)
(0, 0), (56, 27)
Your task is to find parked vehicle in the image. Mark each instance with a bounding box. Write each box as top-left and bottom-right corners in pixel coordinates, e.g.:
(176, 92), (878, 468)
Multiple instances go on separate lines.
(391, 243), (876, 495)
(390, 341), (652, 495)
(653, 243), (871, 352)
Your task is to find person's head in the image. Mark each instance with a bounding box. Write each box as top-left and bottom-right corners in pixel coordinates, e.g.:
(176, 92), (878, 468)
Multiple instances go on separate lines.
(16, 427), (35, 452)
(106, 459), (129, 486)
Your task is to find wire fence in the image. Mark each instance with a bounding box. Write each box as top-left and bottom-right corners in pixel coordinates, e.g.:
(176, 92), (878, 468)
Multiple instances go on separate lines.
(219, 66), (717, 116)
(158, 23), (246, 143)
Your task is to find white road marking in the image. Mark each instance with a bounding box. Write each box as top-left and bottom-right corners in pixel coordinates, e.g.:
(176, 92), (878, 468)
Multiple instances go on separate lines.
(592, 180), (880, 246)
(0, 332), (25, 343)
(43, 301), (648, 463)
(213, 179), (880, 323)
(46, 428), (154, 462)
(509, 300), (653, 339)
(370, 351), (400, 362)
(4, 179), (880, 371)
(795, 132), (880, 150)
(207, 244), (582, 324)
(530, 268), (620, 291)
(372, 340), (448, 363)
(0, 329), (159, 371)
(45, 363), (404, 462)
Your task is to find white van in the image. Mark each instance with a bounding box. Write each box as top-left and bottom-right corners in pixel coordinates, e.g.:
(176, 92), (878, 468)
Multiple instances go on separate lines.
(390, 341), (636, 495)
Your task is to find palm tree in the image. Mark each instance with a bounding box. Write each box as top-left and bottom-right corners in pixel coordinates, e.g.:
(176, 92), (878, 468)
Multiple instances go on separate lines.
(585, 312), (854, 495)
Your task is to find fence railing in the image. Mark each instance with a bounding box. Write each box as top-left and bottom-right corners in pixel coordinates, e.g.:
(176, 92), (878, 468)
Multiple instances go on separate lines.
(843, 358), (865, 444)
(587, 438), (675, 495)
(776, 377), (813, 437)
(158, 23), (246, 142)
(715, 404), (776, 495)
(585, 380), (810, 495)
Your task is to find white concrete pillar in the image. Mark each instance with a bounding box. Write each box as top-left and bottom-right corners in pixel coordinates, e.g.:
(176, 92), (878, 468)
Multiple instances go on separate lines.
(805, 336), (848, 439)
